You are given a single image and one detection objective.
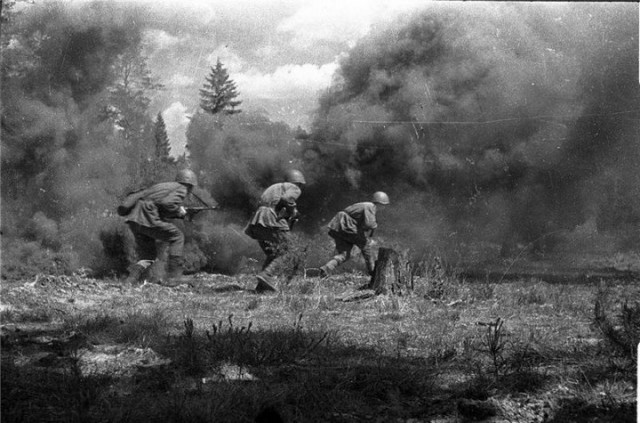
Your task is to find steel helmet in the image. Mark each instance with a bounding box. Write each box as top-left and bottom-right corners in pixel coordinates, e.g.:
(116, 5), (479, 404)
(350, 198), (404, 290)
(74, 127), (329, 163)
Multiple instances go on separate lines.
(285, 169), (306, 185)
(372, 191), (390, 205)
(175, 169), (198, 187)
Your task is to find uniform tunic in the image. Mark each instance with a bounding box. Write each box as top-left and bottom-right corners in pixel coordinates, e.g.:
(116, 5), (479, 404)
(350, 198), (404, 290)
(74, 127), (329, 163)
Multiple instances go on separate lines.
(246, 182), (302, 232)
(323, 202), (378, 275)
(245, 182), (303, 272)
(124, 182), (188, 261)
(125, 182), (188, 227)
(327, 202), (377, 238)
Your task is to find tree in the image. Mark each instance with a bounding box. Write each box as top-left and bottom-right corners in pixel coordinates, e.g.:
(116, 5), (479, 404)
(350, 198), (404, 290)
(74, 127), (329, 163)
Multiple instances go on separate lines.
(154, 112), (173, 163)
(105, 42), (164, 186)
(199, 58), (242, 116)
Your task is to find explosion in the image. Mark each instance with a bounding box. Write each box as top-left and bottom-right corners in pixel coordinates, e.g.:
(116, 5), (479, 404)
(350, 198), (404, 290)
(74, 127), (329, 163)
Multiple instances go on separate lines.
(300, 2), (640, 264)
(1, 2), (638, 279)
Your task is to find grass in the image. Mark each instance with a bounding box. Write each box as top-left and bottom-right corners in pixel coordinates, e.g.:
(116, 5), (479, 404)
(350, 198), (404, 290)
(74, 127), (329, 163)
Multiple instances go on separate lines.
(1, 269), (638, 422)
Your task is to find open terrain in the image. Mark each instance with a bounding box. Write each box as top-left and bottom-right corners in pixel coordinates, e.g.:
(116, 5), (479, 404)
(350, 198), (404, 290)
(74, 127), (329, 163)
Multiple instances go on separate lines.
(1, 265), (638, 422)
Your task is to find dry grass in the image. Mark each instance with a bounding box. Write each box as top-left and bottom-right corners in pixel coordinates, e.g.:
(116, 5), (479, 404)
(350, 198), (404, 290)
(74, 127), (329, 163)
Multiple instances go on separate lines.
(1, 269), (637, 422)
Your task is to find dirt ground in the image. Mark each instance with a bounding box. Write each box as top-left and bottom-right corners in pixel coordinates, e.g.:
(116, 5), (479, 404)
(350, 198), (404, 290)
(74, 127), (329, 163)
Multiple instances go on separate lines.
(1, 271), (638, 422)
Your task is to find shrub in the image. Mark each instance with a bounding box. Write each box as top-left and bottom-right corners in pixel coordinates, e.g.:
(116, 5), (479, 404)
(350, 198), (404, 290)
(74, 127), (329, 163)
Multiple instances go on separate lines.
(1, 237), (79, 281)
(593, 286), (640, 365)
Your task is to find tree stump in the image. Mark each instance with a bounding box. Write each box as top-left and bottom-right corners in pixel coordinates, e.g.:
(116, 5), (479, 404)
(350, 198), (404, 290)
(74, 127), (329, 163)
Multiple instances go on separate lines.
(367, 247), (413, 295)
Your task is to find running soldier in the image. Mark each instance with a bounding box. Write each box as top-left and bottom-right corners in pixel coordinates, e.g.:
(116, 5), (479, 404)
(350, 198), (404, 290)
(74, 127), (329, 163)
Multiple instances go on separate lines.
(119, 169), (198, 286)
(314, 192), (390, 277)
(244, 169), (306, 292)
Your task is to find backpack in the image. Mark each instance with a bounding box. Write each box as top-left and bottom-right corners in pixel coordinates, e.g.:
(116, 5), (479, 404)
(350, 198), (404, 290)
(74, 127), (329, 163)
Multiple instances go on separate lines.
(116, 188), (148, 216)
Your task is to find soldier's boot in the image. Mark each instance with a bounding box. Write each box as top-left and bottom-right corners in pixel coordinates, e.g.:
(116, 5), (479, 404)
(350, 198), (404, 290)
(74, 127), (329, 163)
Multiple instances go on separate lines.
(366, 260), (376, 277)
(125, 263), (146, 285)
(255, 272), (278, 293)
(320, 259), (339, 277)
(306, 266), (330, 278)
(125, 260), (154, 285)
(164, 255), (191, 287)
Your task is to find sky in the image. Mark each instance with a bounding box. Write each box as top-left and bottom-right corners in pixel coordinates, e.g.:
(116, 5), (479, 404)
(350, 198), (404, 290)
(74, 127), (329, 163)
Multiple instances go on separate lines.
(10, 0), (638, 158)
(111, 0), (434, 155)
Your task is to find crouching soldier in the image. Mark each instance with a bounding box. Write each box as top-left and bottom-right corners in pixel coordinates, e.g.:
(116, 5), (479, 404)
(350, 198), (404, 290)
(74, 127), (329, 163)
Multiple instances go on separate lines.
(244, 169), (306, 293)
(119, 169), (198, 286)
(314, 191), (390, 277)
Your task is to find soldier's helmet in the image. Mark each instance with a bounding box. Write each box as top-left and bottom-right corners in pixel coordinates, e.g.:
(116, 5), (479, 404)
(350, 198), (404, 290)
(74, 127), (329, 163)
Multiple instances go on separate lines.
(175, 169), (198, 187)
(285, 169), (306, 185)
(372, 191), (390, 205)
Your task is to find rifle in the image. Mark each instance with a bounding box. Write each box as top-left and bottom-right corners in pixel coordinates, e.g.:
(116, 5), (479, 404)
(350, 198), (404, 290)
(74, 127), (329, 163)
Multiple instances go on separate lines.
(185, 206), (219, 221)
(286, 209), (301, 230)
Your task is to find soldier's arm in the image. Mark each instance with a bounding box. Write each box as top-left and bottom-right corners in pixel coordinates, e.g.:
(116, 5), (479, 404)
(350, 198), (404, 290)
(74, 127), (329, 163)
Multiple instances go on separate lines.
(362, 204), (378, 233)
(158, 186), (188, 218)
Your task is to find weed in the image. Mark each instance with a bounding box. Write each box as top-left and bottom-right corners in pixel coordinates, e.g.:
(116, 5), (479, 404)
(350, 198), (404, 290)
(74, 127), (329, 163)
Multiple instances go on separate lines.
(414, 254), (461, 301)
(480, 318), (507, 379)
(180, 317), (202, 375)
(205, 314), (254, 366)
(593, 286), (640, 365)
(515, 283), (547, 306)
(468, 282), (495, 302)
(62, 308), (170, 347)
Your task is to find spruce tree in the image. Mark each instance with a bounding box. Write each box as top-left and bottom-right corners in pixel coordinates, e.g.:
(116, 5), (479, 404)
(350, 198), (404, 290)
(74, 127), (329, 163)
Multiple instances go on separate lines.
(199, 58), (242, 116)
(154, 112), (173, 163)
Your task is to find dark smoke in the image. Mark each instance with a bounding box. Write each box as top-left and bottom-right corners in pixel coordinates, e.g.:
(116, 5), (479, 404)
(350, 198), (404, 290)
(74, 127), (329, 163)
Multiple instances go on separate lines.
(1, 1), (149, 275)
(2, 2), (639, 279)
(302, 2), (640, 262)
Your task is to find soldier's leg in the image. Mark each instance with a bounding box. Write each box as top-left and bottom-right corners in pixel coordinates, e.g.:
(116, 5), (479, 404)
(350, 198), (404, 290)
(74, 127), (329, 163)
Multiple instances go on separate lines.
(258, 239), (278, 270)
(135, 222), (186, 283)
(125, 223), (157, 284)
(321, 234), (353, 275)
(254, 231), (291, 293)
(249, 225), (278, 270)
(262, 231), (291, 277)
(357, 238), (376, 276)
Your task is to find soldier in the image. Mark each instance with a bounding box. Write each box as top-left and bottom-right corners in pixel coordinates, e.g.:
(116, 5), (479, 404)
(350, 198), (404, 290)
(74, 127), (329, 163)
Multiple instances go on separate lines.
(313, 191), (390, 277)
(244, 169), (306, 292)
(120, 169), (198, 286)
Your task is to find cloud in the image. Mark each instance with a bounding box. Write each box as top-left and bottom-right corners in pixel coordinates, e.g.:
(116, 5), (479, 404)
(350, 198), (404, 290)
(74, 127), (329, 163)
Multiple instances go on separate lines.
(143, 29), (181, 50)
(277, 0), (430, 48)
(167, 73), (194, 87)
(162, 101), (191, 157)
(236, 62), (339, 100)
(205, 46), (245, 73)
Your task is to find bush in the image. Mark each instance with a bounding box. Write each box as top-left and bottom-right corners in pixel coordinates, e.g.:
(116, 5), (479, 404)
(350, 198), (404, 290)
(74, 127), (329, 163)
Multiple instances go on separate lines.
(593, 286), (640, 365)
(1, 237), (79, 281)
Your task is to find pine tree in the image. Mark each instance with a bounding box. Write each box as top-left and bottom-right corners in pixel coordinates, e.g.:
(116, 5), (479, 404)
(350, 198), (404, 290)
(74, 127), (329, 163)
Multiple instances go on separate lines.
(199, 58), (242, 116)
(154, 112), (173, 163)
(106, 43), (164, 186)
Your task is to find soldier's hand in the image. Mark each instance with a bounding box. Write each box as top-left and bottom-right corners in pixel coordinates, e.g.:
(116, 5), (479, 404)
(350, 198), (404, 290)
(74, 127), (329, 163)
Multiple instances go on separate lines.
(185, 208), (201, 222)
(178, 206), (187, 218)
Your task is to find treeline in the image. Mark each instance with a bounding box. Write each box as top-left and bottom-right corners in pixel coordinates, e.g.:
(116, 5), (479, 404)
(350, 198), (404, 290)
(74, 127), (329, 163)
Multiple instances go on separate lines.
(0, 1), (305, 279)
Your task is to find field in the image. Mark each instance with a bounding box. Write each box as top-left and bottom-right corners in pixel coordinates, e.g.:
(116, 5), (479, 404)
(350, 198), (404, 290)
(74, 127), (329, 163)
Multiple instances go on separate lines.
(1, 264), (638, 422)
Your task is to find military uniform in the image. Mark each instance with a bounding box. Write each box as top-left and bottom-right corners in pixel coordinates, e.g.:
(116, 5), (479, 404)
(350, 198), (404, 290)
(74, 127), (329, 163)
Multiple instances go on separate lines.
(245, 182), (301, 272)
(124, 181), (188, 263)
(121, 169), (197, 285)
(321, 201), (378, 276)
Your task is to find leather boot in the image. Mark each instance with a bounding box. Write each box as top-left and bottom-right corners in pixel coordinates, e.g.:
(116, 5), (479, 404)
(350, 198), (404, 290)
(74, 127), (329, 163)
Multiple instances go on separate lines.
(125, 263), (146, 285)
(164, 255), (190, 287)
(125, 260), (155, 285)
(323, 259), (339, 274)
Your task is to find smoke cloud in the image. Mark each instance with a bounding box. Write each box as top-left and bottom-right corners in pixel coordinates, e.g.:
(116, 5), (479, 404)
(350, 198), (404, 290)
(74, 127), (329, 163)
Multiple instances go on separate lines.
(301, 2), (640, 262)
(2, 2), (638, 279)
(1, 1), (148, 274)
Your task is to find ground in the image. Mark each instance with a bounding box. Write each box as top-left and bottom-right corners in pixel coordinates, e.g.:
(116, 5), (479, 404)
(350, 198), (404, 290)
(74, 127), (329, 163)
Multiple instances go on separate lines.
(1, 269), (637, 422)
